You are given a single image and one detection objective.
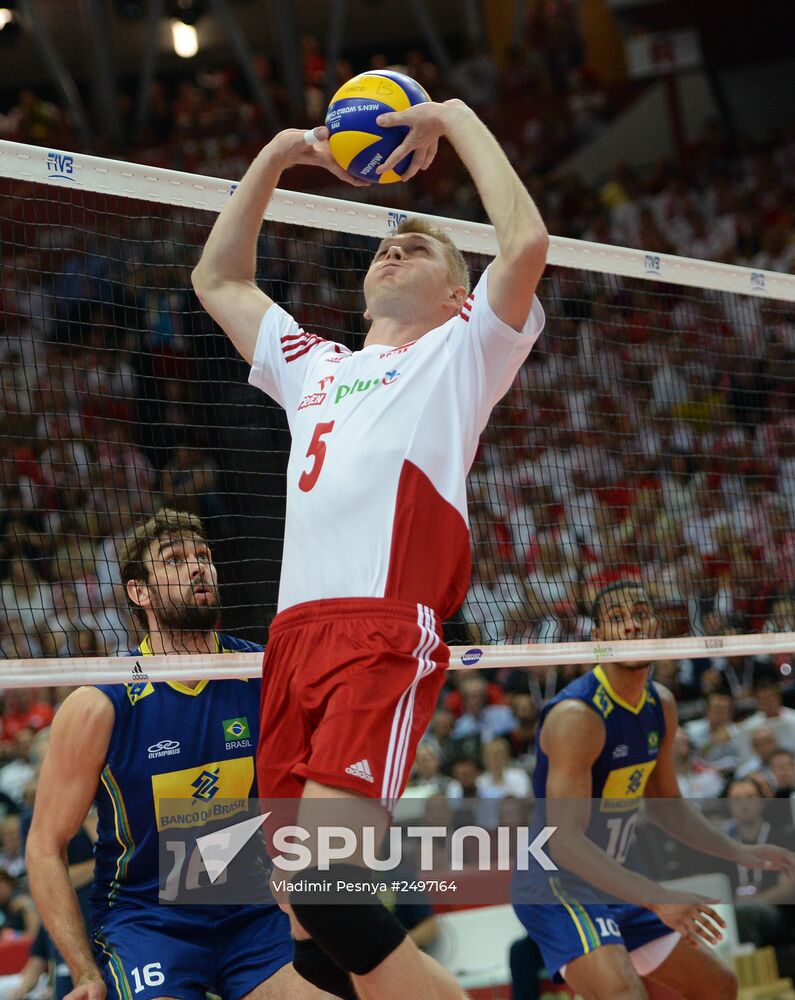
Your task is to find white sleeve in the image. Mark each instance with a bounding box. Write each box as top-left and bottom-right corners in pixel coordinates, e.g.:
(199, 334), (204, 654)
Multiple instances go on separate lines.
(247, 303), (345, 411)
(447, 264), (545, 411)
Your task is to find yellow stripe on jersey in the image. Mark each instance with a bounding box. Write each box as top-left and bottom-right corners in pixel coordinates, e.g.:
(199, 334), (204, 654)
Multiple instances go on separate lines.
(99, 766), (136, 887)
(152, 757), (254, 830)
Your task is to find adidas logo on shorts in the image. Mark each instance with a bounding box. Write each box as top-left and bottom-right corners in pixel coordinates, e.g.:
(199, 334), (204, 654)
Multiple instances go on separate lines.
(345, 759), (374, 783)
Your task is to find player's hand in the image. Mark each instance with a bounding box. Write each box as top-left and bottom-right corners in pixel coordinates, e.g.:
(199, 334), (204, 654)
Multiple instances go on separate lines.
(736, 843), (795, 880)
(649, 892), (726, 948)
(373, 101), (455, 181)
(269, 127), (370, 186)
(64, 970), (107, 1000)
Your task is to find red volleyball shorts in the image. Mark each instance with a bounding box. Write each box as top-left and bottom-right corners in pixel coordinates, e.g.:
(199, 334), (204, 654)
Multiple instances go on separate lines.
(257, 597), (449, 806)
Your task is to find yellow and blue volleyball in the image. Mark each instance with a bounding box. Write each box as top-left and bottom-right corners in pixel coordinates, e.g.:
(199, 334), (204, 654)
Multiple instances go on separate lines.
(325, 70), (431, 184)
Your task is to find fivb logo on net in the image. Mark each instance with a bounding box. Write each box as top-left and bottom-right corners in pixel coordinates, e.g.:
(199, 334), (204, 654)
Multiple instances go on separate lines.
(45, 151), (75, 181)
(644, 253), (662, 277)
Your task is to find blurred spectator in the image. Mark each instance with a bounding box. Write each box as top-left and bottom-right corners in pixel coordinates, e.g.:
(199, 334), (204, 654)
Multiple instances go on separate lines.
(446, 755), (482, 816)
(506, 692), (538, 765)
(0, 731), (36, 807)
(452, 676), (517, 745)
(477, 738), (531, 801)
(0, 693), (53, 746)
(722, 777), (794, 900)
(0, 868), (37, 935)
(672, 727), (724, 799)
(740, 677), (795, 754)
(405, 743), (450, 799)
(736, 726), (779, 786)
(771, 749), (795, 798)
(684, 690), (744, 775)
(427, 709), (457, 770)
(0, 816), (25, 879)
(0, 557), (54, 640)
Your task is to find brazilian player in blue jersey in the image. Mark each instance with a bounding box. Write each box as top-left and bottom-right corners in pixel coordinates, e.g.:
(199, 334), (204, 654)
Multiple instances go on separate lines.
(514, 579), (795, 1000)
(26, 510), (327, 1000)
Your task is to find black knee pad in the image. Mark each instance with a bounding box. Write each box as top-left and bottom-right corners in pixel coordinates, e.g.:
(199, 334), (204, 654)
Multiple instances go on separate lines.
(291, 866), (407, 976)
(293, 938), (358, 1000)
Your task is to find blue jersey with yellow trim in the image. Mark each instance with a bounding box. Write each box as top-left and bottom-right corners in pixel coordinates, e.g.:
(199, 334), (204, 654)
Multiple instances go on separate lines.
(91, 632), (263, 916)
(533, 666), (665, 865)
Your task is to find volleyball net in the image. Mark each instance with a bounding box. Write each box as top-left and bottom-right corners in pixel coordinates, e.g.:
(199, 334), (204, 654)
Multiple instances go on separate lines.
(2, 139), (795, 688)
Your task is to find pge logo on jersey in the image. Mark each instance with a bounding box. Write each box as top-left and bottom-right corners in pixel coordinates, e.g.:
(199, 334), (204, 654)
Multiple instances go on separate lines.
(46, 152), (75, 180)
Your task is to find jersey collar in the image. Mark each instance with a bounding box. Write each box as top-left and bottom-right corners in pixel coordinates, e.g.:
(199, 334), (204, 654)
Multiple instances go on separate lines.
(138, 632), (220, 696)
(593, 665), (647, 715)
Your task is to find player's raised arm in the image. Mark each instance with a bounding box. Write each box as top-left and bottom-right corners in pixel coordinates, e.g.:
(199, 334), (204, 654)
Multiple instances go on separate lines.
(26, 687), (114, 1000)
(191, 127), (365, 365)
(375, 100), (548, 331)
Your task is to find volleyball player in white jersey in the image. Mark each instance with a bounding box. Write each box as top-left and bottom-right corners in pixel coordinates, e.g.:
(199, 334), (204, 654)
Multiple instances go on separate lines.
(192, 99), (548, 1000)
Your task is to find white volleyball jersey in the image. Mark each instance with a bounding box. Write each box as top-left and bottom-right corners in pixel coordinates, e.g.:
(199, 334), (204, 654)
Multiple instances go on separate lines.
(249, 266), (545, 617)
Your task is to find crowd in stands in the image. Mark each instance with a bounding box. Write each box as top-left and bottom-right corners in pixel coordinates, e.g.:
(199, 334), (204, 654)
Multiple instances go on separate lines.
(2, 3), (795, 984)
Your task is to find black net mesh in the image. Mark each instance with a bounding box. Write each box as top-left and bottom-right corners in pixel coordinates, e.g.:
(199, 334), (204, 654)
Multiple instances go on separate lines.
(2, 176), (794, 659)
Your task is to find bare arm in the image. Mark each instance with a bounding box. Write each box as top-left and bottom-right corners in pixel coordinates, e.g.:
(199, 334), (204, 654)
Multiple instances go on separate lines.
(376, 100), (549, 331)
(646, 685), (795, 880)
(26, 687), (114, 997)
(192, 127), (364, 364)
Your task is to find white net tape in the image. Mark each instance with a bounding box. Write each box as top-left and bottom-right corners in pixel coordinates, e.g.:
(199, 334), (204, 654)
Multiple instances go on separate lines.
(4, 632), (795, 688)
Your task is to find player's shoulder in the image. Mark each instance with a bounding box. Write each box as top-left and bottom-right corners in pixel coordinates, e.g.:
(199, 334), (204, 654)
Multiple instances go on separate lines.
(652, 681), (677, 709)
(217, 633), (264, 653)
(55, 686), (116, 731)
(541, 698), (606, 760)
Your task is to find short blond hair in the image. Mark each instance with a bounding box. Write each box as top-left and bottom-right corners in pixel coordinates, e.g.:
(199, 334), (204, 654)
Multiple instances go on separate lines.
(395, 218), (470, 293)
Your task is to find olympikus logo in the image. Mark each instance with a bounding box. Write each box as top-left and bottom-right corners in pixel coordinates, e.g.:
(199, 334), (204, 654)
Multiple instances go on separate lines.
(345, 759), (374, 783)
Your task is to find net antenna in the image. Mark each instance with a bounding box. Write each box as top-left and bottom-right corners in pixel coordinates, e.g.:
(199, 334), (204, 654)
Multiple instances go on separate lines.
(2, 139), (795, 688)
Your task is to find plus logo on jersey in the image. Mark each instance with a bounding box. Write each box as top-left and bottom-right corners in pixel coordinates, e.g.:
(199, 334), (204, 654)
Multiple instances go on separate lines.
(192, 768), (220, 801)
(333, 370), (401, 404)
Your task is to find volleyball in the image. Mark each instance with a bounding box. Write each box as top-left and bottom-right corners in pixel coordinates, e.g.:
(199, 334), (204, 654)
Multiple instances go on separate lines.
(325, 70), (431, 184)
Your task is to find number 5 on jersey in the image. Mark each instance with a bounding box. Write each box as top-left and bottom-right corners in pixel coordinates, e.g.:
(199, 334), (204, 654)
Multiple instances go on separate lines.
(299, 421), (335, 492)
